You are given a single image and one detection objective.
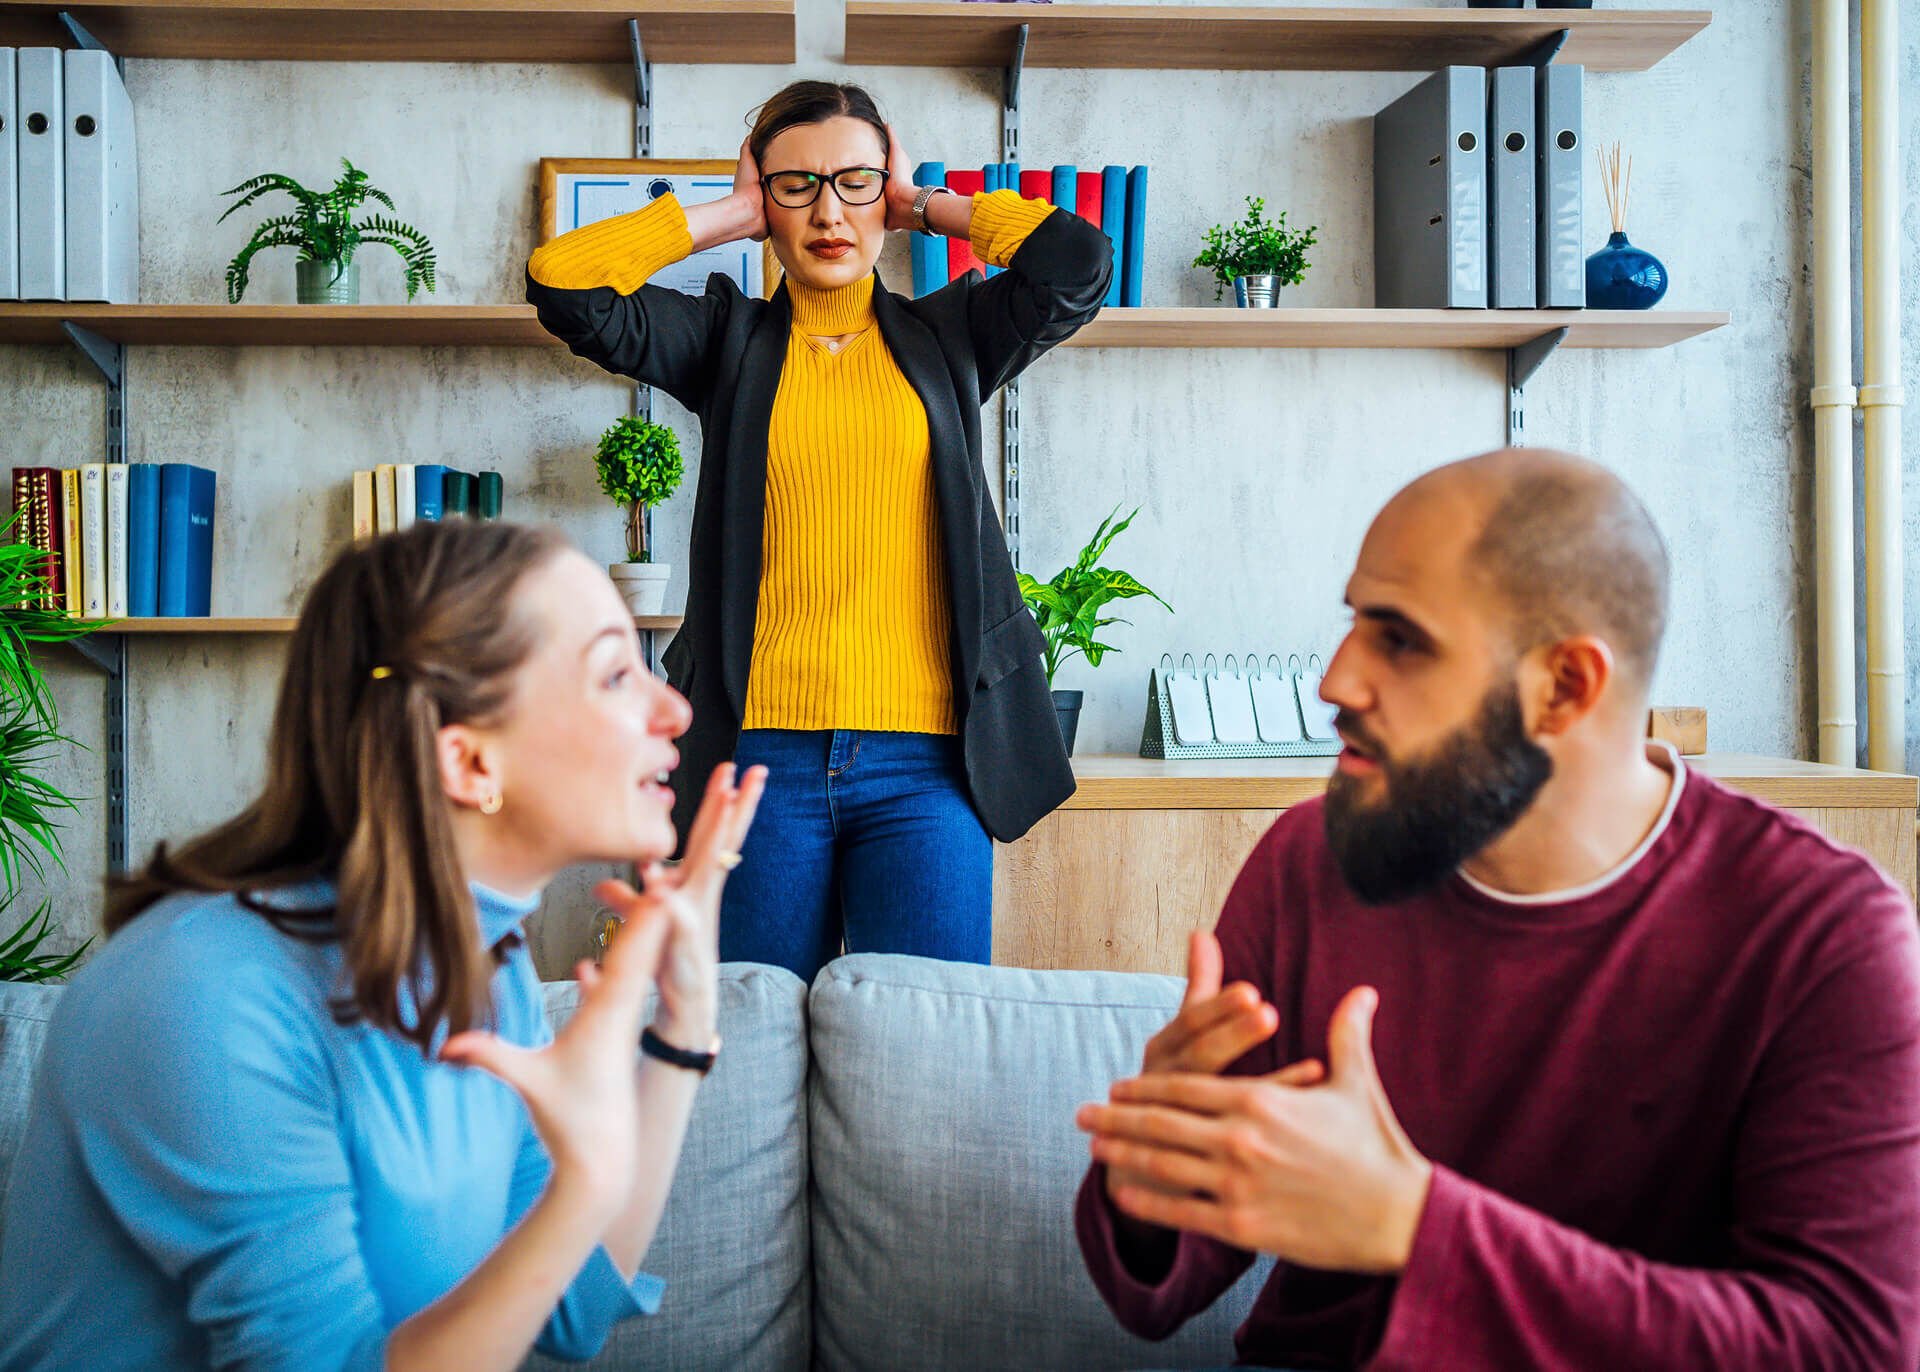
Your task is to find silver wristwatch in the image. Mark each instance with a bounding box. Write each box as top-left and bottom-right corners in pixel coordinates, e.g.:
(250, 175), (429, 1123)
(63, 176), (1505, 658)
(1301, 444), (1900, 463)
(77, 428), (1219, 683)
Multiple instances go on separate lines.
(912, 184), (952, 234)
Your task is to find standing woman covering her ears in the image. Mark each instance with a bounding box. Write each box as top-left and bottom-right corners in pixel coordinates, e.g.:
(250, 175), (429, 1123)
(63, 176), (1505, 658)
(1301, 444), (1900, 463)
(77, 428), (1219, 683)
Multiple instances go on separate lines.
(0, 522), (765, 1369)
(527, 80), (1112, 982)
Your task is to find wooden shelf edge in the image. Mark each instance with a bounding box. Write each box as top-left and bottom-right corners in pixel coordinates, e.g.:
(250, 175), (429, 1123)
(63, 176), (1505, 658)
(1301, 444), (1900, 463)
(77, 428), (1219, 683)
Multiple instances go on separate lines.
(0, 304), (1731, 352)
(844, 3), (1712, 74)
(89, 614), (683, 634)
(0, 0), (797, 64)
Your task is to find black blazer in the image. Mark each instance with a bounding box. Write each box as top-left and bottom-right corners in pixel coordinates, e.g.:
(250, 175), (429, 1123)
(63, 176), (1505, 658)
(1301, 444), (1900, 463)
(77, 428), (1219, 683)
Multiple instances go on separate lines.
(526, 207), (1113, 845)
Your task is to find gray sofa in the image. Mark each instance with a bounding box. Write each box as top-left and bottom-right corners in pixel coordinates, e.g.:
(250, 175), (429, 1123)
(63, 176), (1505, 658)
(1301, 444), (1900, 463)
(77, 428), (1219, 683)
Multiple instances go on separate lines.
(0, 954), (1269, 1369)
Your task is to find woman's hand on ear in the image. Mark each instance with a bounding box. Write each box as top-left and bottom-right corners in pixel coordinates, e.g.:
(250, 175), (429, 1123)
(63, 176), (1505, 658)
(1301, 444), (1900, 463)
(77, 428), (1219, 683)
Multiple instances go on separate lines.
(733, 137), (768, 243)
(598, 761), (766, 1050)
(883, 123), (922, 234)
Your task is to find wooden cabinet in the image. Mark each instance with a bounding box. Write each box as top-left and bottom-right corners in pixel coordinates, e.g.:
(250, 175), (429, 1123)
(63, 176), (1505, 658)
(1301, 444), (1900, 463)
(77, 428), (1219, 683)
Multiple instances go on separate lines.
(994, 755), (1919, 975)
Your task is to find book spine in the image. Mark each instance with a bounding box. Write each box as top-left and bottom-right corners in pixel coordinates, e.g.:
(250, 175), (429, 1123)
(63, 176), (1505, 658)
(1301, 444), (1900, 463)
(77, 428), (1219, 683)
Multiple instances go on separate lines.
(61, 468), (82, 617)
(352, 470), (374, 541)
(944, 169), (986, 281)
(157, 464), (187, 616)
(374, 464), (396, 534)
(414, 465), (445, 522)
(105, 462), (128, 617)
(127, 463), (160, 617)
(35, 469), (61, 611)
(395, 464), (416, 532)
(80, 464), (107, 618)
(187, 467), (215, 616)
(477, 471), (502, 521)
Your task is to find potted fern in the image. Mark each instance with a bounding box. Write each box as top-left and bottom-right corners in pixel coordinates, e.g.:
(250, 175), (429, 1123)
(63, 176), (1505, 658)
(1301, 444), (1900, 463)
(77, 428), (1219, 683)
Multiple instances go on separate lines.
(1194, 195), (1318, 307)
(0, 514), (99, 982)
(1016, 507), (1171, 754)
(219, 158), (437, 305)
(595, 415), (686, 615)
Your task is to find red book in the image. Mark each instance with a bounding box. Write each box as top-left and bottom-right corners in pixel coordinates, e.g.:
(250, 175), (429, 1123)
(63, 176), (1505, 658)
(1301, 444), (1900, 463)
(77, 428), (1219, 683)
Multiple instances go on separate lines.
(1076, 171), (1104, 230)
(945, 168), (986, 280)
(11, 468), (61, 608)
(1018, 170), (1053, 203)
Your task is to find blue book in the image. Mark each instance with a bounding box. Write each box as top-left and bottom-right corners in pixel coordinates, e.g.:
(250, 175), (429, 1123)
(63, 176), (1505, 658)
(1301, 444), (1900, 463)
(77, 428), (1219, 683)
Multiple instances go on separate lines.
(126, 463), (160, 617)
(983, 163), (1004, 277)
(911, 162), (945, 298)
(1051, 164), (1078, 218)
(1123, 165), (1149, 308)
(1100, 165), (1128, 307)
(157, 463), (215, 617)
(414, 463), (448, 522)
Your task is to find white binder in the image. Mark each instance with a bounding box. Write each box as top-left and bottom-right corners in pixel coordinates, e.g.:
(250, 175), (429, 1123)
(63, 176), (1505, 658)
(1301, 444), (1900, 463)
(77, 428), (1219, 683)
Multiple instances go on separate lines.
(1206, 655), (1260, 744)
(1488, 65), (1537, 309)
(1, 50), (18, 299)
(1296, 654), (1340, 741)
(15, 46), (62, 301)
(63, 49), (137, 303)
(1536, 63), (1585, 309)
(1250, 654), (1306, 744)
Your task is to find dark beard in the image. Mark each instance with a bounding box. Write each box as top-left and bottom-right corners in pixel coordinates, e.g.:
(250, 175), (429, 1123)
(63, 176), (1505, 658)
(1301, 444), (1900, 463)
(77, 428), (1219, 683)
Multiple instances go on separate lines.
(1323, 684), (1553, 904)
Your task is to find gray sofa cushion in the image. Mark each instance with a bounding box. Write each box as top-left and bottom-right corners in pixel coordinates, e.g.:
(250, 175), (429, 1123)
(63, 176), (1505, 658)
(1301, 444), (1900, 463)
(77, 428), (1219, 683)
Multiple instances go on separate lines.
(807, 954), (1273, 1372)
(0, 982), (61, 1255)
(527, 962), (811, 1372)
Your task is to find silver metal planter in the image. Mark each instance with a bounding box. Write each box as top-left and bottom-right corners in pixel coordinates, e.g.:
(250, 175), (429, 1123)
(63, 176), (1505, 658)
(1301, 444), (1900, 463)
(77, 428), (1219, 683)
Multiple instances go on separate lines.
(1233, 274), (1283, 307)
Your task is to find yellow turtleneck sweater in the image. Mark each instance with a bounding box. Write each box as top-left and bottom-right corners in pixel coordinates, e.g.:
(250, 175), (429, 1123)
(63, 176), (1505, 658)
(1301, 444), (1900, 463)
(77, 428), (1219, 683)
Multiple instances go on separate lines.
(529, 188), (1055, 734)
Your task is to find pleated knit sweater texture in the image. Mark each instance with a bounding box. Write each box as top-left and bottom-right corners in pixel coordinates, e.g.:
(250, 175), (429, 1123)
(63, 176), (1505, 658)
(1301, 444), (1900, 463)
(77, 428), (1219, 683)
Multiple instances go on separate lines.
(529, 188), (1054, 735)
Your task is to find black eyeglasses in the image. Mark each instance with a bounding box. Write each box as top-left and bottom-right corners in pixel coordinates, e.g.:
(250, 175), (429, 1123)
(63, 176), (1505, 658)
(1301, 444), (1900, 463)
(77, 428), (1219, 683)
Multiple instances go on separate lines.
(761, 165), (887, 209)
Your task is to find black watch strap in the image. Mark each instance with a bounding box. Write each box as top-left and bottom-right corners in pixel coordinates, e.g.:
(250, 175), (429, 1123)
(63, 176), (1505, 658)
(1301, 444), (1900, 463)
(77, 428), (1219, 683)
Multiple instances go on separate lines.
(641, 1025), (720, 1075)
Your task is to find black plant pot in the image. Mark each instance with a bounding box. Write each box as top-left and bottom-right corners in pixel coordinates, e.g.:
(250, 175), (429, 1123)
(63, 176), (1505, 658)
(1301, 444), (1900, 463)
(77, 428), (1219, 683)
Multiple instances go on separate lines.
(1052, 689), (1083, 755)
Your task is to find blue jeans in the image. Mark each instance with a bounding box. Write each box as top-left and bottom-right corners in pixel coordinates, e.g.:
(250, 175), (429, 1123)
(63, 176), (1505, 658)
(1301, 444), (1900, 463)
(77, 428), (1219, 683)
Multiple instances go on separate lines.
(719, 729), (993, 983)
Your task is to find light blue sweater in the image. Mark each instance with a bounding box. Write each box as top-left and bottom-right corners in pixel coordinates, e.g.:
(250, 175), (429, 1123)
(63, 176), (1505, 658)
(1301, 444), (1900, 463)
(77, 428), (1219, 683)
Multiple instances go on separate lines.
(0, 880), (661, 1370)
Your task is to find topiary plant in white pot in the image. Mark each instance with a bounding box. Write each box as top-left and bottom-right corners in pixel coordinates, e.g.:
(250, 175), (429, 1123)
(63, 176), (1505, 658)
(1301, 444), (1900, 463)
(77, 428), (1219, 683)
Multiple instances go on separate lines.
(594, 415), (685, 615)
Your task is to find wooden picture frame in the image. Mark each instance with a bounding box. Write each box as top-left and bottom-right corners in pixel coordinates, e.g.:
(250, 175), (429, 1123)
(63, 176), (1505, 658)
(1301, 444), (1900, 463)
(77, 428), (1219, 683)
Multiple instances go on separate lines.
(537, 158), (779, 299)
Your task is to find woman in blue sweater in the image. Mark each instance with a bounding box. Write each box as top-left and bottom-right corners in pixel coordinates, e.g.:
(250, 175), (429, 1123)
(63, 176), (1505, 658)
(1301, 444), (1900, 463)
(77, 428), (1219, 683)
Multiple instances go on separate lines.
(0, 520), (763, 1370)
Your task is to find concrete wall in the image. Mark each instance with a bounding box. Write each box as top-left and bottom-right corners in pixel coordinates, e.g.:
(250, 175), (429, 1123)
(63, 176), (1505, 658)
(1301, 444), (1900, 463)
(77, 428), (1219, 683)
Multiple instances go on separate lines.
(4, 0), (1916, 978)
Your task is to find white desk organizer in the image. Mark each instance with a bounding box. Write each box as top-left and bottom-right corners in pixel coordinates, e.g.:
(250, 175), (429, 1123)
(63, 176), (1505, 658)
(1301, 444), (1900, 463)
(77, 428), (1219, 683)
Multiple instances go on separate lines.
(1141, 653), (1343, 759)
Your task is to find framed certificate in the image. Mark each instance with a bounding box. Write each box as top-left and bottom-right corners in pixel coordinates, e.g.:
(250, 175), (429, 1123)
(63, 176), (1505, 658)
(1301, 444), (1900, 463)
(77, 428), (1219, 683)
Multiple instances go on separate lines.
(537, 158), (778, 299)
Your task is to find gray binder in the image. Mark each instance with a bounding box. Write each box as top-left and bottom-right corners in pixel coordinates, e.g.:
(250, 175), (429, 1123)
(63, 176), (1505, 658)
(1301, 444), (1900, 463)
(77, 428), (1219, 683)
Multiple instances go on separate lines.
(15, 46), (62, 300)
(63, 49), (137, 302)
(1536, 63), (1585, 309)
(1374, 66), (1486, 309)
(1, 50), (17, 300)
(1488, 66), (1536, 309)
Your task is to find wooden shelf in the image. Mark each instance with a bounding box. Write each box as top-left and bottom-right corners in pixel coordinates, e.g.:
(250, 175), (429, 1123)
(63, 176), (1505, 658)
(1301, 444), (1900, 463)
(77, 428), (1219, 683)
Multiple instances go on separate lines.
(844, 3), (1710, 73)
(95, 614), (684, 634)
(0, 0), (795, 63)
(0, 303), (1731, 352)
(1062, 754), (1919, 811)
(0, 304), (552, 347)
(1065, 308), (1729, 351)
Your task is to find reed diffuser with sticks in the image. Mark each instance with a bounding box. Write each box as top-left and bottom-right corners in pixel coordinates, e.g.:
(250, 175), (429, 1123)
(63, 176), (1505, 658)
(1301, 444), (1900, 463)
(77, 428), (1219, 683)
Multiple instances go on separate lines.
(1585, 141), (1669, 309)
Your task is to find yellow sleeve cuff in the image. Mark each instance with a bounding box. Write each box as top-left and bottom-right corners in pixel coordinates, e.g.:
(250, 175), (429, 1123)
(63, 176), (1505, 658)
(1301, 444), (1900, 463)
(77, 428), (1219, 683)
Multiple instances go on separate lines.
(968, 189), (1056, 270)
(527, 193), (694, 295)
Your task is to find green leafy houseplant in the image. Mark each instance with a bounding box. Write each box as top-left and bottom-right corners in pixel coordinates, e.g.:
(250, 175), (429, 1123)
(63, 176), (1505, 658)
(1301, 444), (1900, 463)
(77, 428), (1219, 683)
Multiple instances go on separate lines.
(1193, 195), (1319, 301)
(1016, 507), (1172, 687)
(0, 515), (100, 982)
(595, 416), (686, 564)
(218, 158), (438, 304)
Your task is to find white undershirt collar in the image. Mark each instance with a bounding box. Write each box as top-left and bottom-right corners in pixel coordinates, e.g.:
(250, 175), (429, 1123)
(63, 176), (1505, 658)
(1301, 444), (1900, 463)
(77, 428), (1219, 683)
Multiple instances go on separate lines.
(1456, 740), (1686, 906)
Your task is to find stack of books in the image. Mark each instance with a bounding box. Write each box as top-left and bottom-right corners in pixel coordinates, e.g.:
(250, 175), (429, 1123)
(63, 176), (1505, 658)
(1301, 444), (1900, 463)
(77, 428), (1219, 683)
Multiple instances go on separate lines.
(9, 463), (216, 617)
(351, 464), (503, 539)
(910, 162), (1148, 307)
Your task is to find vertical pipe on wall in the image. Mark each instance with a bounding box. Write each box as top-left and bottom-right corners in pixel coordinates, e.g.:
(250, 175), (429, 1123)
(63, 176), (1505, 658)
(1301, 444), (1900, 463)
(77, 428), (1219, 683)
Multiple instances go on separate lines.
(1861, 0), (1906, 773)
(1810, 0), (1858, 765)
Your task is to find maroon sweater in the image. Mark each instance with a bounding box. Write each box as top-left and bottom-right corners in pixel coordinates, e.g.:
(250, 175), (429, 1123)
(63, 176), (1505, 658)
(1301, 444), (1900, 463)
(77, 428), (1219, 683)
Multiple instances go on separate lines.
(1077, 761), (1920, 1369)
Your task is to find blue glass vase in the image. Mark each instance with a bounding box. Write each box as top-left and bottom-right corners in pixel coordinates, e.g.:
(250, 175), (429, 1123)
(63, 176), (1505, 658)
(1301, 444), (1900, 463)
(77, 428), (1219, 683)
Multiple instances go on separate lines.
(1585, 231), (1668, 310)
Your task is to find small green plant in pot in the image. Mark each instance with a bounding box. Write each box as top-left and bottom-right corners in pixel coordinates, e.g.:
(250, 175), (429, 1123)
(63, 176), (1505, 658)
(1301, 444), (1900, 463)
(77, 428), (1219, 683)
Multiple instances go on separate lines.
(0, 513), (101, 982)
(1193, 195), (1318, 306)
(595, 415), (686, 615)
(1016, 507), (1171, 755)
(219, 158), (437, 305)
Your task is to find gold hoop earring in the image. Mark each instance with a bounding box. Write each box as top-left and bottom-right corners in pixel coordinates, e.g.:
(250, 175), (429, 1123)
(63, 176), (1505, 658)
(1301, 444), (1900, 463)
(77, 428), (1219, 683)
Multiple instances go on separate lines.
(478, 789), (504, 816)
